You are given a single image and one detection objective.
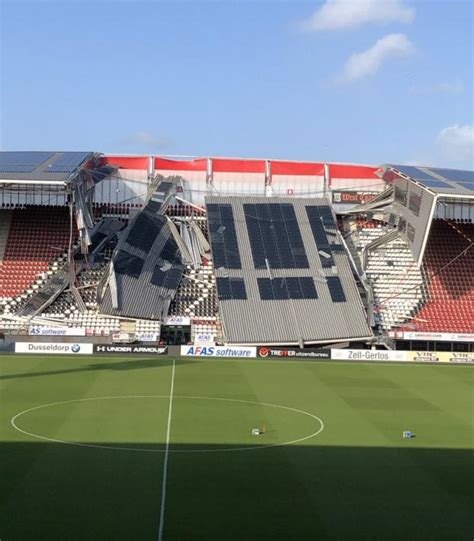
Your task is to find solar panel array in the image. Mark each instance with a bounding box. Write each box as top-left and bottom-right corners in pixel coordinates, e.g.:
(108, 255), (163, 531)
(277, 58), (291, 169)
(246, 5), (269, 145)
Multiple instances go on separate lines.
(207, 203), (242, 269)
(244, 203), (309, 269)
(114, 250), (145, 279)
(390, 164), (474, 194)
(428, 168), (474, 183)
(257, 277), (318, 300)
(216, 278), (247, 300)
(43, 151), (90, 173)
(205, 196), (372, 344)
(327, 276), (346, 303)
(127, 213), (161, 252)
(151, 263), (185, 289)
(306, 205), (337, 268)
(0, 151), (54, 173)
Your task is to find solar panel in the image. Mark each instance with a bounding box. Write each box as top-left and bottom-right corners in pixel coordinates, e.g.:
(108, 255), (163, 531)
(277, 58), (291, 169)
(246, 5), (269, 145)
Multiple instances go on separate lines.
(391, 165), (437, 183)
(160, 237), (179, 262)
(428, 168), (474, 183)
(0, 151), (54, 167)
(127, 213), (161, 252)
(244, 203), (309, 269)
(257, 277), (317, 301)
(455, 182), (474, 192)
(418, 178), (451, 189)
(216, 278), (247, 300)
(207, 203), (242, 269)
(44, 152), (90, 173)
(327, 277), (346, 303)
(114, 250), (145, 278)
(305, 206), (335, 268)
(151, 264), (185, 289)
(0, 165), (36, 173)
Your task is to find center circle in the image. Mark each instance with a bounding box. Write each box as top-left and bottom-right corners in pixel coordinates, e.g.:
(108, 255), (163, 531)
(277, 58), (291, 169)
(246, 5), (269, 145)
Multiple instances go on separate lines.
(11, 396), (324, 453)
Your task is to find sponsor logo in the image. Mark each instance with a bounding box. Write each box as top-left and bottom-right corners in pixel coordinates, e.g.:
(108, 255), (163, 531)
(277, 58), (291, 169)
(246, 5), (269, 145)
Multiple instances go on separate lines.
(163, 316), (191, 326)
(402, 331), (474, 343)
(28, 326), (86, 337)
(194, 334), (214, 345)
(257, 347), (331, 359)
(411, 351), (439, 362)
(332, 349), (408, 362)
(94, 345), (168, 355)
(15, 342), (93, 355)
(136, 333), (159, 343)
(332, 191), (378, 205)
(407, 351), (474, 364)
(181, 346), (256, 358)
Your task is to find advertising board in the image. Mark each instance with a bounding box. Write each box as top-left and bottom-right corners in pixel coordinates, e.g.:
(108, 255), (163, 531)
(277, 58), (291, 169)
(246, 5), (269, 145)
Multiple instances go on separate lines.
(28, 326), (86, 337)
(180, 345), (256, 358)
(163, 316), (191, 326)
(136, 333), (160, 343)
(194, 333), (215, 346)
(332, 349), (408, 362)
(94, 345), (168, 355)
(407, 351), (474, 363)
(15, 342), (93, 355)
(395, 331), (474, 343)
(332, 191), (378, 204)
(257, 347), (331, 359)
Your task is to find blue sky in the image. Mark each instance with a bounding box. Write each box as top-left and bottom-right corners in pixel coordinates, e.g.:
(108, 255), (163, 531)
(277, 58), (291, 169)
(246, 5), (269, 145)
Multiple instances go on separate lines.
(1, 0), (472, 168)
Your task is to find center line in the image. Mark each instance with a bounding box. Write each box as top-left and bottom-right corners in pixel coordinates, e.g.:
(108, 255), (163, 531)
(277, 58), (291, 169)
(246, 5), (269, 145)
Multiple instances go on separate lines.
(158, 359), (176, 541)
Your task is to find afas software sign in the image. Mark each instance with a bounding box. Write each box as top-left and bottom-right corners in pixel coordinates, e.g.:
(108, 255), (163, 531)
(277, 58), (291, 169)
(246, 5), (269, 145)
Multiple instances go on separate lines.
(28, 326), (86, 337)
(180, 345), (256, 358)
(15, 342), (93, 355)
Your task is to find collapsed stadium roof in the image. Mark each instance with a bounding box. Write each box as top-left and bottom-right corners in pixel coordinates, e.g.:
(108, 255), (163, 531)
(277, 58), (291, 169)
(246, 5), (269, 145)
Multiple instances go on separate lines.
(206, 196), (373, 345)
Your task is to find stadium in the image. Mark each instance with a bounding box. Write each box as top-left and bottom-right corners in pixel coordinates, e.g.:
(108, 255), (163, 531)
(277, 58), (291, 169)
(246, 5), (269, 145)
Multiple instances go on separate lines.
(1, 150), (473, 540)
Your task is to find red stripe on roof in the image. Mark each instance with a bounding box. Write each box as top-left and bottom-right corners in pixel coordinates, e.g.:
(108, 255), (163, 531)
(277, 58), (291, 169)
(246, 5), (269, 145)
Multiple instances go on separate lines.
(154, 157), (207, 171)
(212, 158), (265, 173)
(271, 161), (324, 176)
(329, 164), (379, 179)
(104, 156), (149, 169)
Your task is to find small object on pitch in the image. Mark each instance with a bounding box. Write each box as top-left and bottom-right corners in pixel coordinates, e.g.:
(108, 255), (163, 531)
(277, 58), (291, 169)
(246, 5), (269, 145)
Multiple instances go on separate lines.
(252, 428), (260, 436)
(403, 431), (413, 439)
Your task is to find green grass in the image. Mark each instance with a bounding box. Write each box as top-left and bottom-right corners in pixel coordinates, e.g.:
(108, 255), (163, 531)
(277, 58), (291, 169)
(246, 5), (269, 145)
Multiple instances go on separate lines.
(0, 355), (473, 540)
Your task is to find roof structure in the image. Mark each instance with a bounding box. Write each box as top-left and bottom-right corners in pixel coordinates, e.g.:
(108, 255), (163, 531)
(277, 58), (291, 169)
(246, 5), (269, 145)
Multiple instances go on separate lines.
(98, 177), (187, 319)
(0, 151), (93, 184)
(206, 196), (372, 345)
(386, 165), (474, 198)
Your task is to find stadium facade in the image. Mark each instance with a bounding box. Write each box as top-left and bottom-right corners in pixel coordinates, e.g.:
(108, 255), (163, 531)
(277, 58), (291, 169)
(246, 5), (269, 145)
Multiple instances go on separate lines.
(0, 151), (472, 355)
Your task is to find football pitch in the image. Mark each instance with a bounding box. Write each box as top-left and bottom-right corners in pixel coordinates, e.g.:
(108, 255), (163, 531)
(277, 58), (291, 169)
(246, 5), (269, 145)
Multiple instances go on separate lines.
(0, 355), (472, 540)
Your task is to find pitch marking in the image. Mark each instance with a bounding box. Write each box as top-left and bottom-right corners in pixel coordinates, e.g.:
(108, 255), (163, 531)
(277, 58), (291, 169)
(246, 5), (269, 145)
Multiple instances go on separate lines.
(11, 395), (325, 453)
(158, 359), (175, 541)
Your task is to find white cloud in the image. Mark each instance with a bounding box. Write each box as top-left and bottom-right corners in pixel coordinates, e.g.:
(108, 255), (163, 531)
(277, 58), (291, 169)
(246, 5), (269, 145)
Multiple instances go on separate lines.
(301, 0), (415, 31)
(436, 125), (474, 164)
(121, 131), (173, 150)
(334, 33), (415, 84)
(410, 79), (464, 95)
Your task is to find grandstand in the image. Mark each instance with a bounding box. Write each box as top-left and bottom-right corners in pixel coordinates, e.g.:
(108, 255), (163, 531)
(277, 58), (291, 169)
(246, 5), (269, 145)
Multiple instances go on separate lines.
(0, 151), (472, 353)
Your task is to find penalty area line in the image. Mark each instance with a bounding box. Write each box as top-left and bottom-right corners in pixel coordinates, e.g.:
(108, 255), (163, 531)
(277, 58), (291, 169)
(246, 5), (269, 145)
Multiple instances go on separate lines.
(158, 358), (176, 541)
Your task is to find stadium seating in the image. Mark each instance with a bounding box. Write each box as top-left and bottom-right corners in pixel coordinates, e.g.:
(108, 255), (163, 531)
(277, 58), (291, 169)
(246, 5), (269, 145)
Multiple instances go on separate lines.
(407, 220), (473, 333)
(353, 219), (424, 330)
(0, 206), (71, 299)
